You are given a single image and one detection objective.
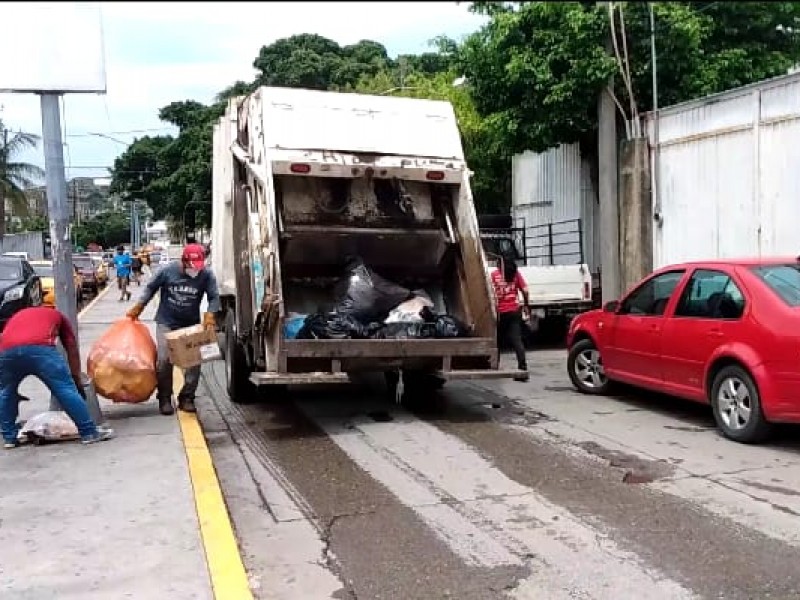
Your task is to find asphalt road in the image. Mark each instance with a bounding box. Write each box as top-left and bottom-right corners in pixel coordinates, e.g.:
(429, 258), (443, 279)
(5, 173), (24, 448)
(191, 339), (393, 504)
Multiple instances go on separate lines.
(196, 348), (800, 600)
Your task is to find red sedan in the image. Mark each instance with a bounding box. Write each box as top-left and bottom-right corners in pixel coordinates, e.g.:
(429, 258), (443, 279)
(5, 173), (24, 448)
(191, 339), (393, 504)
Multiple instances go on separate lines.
(566, 258), (800, 444)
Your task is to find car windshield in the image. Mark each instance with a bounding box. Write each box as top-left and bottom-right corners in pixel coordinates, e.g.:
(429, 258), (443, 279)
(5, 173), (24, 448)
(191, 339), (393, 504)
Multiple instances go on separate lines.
(751, 264), (800, 306)
(0, 262), (21, 280)
(74, 259), (93, 269)
(33, 264), (54, 278)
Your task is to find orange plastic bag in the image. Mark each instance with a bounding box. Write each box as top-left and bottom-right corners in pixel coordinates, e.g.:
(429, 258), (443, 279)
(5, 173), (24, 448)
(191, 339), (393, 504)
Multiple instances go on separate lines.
(88, 319), (157, 403)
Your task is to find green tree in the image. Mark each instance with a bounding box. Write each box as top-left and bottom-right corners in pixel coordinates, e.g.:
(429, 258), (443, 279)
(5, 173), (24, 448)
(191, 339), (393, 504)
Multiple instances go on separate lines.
(253, 34), (394, 90)
(461, 1), (800, 159)
(0, 122), (45, 238)
(72, 209), (131, 249)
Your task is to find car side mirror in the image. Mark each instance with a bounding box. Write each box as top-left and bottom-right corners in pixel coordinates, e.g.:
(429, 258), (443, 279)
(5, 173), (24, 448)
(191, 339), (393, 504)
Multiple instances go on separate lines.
(603, 300), (620, 313)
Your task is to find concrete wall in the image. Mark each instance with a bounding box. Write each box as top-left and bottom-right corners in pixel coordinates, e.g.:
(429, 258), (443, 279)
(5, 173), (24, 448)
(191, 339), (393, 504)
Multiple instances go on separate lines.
(0, 231), (46, 260)
(618, 138), (652, 293)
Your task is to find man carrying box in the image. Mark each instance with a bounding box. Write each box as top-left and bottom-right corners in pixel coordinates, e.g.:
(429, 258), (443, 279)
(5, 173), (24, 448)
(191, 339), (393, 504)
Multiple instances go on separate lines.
(126, 244), (220, 415)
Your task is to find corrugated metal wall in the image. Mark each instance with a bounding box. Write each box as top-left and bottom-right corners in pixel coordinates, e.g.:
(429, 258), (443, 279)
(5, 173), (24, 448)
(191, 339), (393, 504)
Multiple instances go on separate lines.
(0, 232), (45, 260)
(646, 71), (800, 268)
(511, 144), (598, 270)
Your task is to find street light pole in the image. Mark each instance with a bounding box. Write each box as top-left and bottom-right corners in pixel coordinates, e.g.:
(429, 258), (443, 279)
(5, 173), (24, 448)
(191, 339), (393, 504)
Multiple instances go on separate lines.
(182, 200), (211, 243)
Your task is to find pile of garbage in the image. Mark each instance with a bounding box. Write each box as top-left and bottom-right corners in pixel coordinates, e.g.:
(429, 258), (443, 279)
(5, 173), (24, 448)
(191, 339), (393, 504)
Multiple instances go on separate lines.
(284, 257), (467, 341)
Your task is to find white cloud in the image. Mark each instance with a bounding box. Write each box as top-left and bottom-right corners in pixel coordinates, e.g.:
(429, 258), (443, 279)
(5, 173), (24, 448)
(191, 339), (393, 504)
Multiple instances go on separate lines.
(0, 1), (486, 182)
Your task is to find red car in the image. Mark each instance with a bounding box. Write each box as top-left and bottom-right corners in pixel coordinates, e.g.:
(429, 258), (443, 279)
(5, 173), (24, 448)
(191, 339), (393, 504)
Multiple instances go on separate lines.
(566, 258), (800, 444)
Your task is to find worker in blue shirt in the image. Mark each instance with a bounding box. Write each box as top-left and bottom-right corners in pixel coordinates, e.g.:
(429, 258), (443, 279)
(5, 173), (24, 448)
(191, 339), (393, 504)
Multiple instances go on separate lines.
(113, 245), (133, 302)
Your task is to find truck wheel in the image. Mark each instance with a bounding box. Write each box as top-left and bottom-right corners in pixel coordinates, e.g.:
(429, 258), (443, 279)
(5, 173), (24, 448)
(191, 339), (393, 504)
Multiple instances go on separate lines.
(224, 310), (257, 404)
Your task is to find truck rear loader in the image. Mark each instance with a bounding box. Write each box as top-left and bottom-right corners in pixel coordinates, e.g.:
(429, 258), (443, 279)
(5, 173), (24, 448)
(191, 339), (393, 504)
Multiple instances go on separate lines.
(211, 86), (524, 402)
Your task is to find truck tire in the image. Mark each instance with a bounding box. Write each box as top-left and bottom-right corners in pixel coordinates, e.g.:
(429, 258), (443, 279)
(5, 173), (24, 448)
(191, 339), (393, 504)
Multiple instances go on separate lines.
(224, 310), (257, 404)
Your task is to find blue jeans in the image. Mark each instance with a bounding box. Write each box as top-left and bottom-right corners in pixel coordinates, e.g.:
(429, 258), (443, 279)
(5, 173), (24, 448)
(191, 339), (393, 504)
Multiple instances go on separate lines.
(0, 345), (99, 443)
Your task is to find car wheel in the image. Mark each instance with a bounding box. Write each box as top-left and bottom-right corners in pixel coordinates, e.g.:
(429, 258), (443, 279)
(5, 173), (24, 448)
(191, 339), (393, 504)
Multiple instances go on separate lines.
(710, 365), (773, 444)
(567, 338), (611, 395)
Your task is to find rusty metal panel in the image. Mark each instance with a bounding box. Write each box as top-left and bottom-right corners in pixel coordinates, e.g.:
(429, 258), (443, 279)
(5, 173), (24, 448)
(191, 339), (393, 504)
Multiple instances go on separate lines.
(511, 144), (587, 266)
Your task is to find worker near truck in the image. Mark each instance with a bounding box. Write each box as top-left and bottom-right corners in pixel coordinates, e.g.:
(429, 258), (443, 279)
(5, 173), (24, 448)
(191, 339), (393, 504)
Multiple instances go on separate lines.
(491, 255), (530, 382)
(0, 306), (114, 448)
(126, 243), (220, 415)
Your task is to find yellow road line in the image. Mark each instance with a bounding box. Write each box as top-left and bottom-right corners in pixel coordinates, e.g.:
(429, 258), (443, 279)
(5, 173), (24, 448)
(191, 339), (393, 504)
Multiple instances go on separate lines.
(174, 367), (254, 600)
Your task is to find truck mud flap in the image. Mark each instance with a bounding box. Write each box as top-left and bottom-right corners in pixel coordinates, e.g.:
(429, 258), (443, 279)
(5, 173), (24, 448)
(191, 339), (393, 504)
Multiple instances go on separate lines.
(435, 369), (527, 381)
(250, 372), (351, 386)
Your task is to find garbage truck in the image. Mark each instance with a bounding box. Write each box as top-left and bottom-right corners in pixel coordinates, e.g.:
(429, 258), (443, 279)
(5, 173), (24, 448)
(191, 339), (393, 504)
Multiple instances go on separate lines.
(211, 86), (525, 403)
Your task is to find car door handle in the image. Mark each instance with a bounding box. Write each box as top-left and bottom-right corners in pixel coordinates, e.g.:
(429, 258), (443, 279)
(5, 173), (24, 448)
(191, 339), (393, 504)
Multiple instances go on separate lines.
(708, 329), (723, 338)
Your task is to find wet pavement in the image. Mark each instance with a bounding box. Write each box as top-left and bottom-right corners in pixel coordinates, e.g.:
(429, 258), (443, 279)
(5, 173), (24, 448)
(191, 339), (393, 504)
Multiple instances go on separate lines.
(196, 346), (800, 599)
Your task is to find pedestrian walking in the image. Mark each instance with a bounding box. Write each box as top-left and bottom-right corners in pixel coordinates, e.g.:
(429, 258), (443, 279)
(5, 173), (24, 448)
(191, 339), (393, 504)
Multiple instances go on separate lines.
(490, 255), (530, 382)
(126, 243), (220, 415)
(113, 245), (132, 301)
(0, 306), (114, 448)
(131, 252), (143, 286)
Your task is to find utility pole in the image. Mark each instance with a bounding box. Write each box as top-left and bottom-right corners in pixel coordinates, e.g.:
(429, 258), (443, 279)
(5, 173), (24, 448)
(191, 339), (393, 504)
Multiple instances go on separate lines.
(598, 1), (621, 301)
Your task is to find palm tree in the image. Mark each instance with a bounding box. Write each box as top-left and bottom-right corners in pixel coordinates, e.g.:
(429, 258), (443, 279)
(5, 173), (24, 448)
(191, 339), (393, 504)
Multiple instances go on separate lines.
(0, 121), (46, 239)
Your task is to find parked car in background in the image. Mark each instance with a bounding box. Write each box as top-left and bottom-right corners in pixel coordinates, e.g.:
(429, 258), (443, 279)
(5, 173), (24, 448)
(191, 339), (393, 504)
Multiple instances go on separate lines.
(72, 254), (101, 296)
(566, 258), (800, 444)
(91, 256), (109, 287)
(30, 260), (83, 307)
(0, 255), (43, 331)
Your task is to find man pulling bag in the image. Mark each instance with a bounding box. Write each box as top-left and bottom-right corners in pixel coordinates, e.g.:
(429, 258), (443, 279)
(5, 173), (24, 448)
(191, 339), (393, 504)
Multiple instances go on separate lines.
(126, 244), (220, 415)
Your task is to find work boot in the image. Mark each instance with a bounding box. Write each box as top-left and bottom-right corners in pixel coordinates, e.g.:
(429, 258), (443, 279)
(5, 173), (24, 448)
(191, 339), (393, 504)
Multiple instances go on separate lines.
(159, 396), (175, 416)
(178, 396), (196, 413)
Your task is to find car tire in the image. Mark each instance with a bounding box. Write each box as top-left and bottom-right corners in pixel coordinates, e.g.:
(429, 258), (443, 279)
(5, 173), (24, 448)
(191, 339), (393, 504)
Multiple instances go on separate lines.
(567, 338), (611, 395)
(710, 365), (773, 444)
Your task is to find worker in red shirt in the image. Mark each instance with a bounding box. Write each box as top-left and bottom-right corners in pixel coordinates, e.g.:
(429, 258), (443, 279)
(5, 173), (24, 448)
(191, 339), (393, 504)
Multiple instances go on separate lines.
(490, 255), (530, 382)
(0, 306), (114, 448)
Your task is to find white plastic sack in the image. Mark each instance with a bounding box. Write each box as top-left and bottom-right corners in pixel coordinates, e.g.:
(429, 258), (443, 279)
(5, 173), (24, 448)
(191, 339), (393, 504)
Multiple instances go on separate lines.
(19, 411), (79, 444)
(384, 295), (434, 324)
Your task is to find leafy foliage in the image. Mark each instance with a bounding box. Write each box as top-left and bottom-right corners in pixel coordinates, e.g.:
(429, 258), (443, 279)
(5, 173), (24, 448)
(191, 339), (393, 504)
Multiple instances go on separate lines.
(460, 1), (800, 159)
(112, 5), (800, 220)
(0, 122), (45, 237)
(72, 209), (131, 249)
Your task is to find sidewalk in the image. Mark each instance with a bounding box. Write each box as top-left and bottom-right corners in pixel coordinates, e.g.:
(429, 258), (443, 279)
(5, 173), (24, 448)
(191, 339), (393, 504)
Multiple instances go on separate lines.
(0, 276), (238, 599)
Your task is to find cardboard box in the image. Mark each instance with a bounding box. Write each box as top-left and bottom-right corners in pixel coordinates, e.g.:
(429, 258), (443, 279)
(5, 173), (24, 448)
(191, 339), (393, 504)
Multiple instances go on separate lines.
(165, 325), (222, 369)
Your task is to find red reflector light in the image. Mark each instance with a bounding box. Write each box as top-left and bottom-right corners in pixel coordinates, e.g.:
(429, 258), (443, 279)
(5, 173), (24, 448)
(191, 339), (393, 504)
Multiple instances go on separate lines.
(290, 163), (311, 174)
(426, 171), (445, 181)
(583, 282), (590, 300)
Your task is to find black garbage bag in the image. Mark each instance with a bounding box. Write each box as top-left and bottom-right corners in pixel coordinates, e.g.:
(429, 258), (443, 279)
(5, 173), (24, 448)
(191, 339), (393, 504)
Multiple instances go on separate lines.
(334, 256), (413, 323)
(434, 315), (467, 339)
(296, 312), (381, 340)
(374, 321), (437, 340)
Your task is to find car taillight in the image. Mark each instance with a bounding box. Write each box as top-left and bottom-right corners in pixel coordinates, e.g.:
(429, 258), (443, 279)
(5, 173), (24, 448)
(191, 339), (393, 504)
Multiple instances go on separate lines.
(583, 282), (590, 300)
(290, 163), (311, 174)
(426, 171), (445, 181)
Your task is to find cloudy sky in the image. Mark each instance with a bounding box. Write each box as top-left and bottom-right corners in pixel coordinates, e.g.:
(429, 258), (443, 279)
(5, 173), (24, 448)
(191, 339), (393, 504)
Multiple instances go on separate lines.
(0, 1), (486, 184)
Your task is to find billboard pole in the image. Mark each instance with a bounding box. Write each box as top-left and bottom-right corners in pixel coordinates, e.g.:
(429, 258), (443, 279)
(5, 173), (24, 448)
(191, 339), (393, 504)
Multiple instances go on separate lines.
(40, 93), (79, 339)
(41, 93), (81, 413)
